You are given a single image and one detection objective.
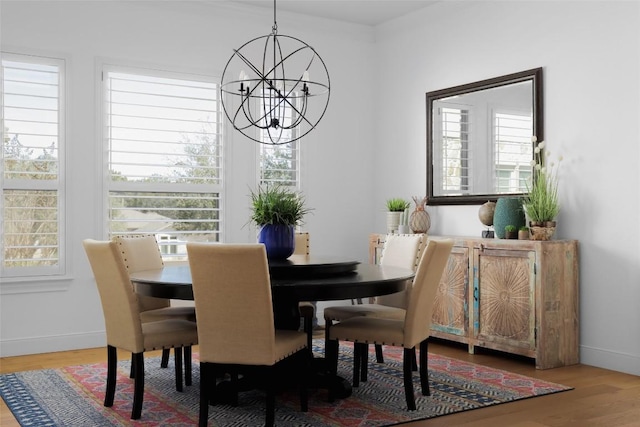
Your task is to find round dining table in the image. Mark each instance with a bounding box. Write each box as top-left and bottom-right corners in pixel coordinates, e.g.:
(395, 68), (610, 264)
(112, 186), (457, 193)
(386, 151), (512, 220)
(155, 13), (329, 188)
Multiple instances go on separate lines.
(130, 255), (415, 399)
(131, 255), (415, 330)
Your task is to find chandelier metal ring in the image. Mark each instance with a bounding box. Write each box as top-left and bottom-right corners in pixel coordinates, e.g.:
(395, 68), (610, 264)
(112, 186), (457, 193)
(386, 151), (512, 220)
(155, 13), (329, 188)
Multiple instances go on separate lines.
(220, 4), (330, 145)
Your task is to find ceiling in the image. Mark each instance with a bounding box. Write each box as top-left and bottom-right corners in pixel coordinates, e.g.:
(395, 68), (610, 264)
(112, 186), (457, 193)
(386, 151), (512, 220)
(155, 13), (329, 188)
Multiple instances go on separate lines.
(223, 0), (438, 26)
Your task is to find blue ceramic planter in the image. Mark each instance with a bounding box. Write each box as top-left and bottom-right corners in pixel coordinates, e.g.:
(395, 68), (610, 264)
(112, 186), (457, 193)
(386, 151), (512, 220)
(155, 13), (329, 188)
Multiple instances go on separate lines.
(493, 197), (525, 239)
(258, 224), (295, 259)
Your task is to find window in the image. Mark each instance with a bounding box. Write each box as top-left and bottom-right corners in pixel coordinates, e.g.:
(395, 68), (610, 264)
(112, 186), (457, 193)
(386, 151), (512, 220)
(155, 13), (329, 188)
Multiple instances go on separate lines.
(259, 141), (300, 188)
(493, 110), (533, 193)
(1, 53), (65, 278)
(104, 66), (223, 259)
(258, 93), (300, 189)
(435, 105), (472, 195)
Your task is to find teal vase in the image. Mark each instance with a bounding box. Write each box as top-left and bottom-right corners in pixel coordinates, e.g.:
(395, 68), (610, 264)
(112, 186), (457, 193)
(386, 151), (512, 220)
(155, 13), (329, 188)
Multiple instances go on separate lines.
(493, 198), (525, 239)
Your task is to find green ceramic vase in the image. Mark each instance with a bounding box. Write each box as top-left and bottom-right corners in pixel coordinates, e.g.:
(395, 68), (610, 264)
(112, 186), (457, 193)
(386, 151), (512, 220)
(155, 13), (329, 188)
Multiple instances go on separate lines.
(493, 197), (525, 239)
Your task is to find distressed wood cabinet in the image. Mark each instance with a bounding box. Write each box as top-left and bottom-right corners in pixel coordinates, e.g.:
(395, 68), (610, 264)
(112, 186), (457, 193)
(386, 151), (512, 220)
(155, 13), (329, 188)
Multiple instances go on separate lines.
(369, 234), (579, 369)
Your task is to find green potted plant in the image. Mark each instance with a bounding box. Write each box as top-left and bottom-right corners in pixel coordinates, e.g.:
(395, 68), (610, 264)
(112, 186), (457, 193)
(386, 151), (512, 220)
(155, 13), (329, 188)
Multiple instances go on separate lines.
(518, 226), (530, 240)
(250, 185), (311, 259)
(522, 137), (561, 240)
(385, 198), (410, 234)
(504, 225), (518, 239)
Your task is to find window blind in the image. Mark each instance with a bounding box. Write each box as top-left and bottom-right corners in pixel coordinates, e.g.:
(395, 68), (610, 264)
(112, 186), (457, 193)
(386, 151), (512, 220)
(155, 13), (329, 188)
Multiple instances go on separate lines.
(439, 107), (472, 194)
(259, 93), (300, 188)
(104, 67), (223, 258)
(494, 111), (533, 193)
(1, 53), (64, 277)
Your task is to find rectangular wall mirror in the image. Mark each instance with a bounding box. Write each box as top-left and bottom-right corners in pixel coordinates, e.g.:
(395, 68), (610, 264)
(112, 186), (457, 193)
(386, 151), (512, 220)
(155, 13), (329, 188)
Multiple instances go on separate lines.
(426, 68), (543, 205)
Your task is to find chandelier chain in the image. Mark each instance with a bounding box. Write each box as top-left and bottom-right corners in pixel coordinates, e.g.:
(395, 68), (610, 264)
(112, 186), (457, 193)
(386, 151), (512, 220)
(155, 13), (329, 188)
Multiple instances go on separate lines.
(272, 0), (278, 35)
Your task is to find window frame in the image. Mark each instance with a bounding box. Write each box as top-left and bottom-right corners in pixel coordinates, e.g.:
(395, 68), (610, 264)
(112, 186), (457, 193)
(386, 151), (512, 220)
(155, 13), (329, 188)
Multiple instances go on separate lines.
(1, 50), (67, 279)
(491, 107), (534, 194)
(432, 102), (474, 196)
(256, 94), (302, 191)
(101, 62), (225, 258)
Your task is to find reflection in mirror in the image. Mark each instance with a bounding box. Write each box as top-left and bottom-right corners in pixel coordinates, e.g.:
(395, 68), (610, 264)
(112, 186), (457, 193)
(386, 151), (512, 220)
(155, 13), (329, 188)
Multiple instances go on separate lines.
(426, 68), (543, 205)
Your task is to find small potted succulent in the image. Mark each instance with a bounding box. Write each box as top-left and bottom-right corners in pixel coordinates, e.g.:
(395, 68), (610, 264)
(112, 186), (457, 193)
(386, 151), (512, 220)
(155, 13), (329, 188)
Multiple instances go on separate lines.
(504, 225), (518, 239)
(518, 226), (530, 240)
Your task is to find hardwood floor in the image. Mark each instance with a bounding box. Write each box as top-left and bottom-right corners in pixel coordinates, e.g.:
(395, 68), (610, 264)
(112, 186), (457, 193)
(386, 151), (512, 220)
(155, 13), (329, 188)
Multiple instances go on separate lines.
(1, 341), (639, 426)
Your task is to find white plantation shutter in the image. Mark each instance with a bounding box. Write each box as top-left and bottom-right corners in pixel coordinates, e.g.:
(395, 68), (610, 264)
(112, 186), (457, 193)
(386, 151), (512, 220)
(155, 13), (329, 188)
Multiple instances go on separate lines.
(436, 106), (472, 195)
(258, 92), (300, 188)
(104, 66), (223, 259)
(1, 53), (65, 277)
(259, 142), (300, 187)
(494, 111), (533, 193)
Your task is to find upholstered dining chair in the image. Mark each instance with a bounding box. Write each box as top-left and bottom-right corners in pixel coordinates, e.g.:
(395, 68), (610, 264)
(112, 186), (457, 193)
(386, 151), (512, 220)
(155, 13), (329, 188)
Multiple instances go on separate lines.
(323, 233), (425, 364)
(187, 243), (310, 427)
(325, 239), (453, 410)
(83, 239), (198, 420)
(112, 234), (196, 377)
(294, 232), (317, 349)
(294, 231), (310, 256)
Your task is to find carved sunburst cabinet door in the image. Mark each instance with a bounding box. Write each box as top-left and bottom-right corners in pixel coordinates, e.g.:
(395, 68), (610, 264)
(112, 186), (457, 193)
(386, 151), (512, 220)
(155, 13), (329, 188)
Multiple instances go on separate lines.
(431, 248), (469, 337)
(474, 249), (536, 351)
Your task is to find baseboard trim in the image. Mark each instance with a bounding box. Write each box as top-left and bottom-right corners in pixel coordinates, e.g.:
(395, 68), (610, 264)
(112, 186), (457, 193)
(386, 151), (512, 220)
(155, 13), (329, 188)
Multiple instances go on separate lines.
(0, 331), (105, 357)
(580, 344), (640, 376)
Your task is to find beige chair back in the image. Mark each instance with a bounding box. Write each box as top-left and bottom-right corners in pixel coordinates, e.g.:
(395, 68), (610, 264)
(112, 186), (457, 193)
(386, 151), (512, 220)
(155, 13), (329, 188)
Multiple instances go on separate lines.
(403, 239), (453, 348)
(376, 233), (425, 308)
(294, 232), (310, 255)
(187, 243), (279, 366)
(113, 234), (168, 312)
(83, 239), (145, 353)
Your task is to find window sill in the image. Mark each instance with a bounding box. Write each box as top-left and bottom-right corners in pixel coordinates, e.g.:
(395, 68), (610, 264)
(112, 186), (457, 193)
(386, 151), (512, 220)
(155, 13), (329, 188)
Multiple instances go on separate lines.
(0, 275), (73, 295)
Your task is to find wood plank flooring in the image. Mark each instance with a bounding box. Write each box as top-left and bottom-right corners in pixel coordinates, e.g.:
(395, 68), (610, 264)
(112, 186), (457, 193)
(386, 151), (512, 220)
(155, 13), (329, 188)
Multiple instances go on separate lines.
(1, 341), (639, 426)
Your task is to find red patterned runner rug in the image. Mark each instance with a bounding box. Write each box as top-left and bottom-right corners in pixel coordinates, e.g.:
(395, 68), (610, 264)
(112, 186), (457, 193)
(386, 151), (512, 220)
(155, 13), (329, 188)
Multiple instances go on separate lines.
(0, 341), (572, 426)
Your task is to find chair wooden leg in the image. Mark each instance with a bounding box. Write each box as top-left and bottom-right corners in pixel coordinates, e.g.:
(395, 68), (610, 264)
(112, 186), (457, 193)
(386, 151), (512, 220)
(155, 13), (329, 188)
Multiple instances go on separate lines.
(105, 345), (117, 407)
(403, 348), (416, 410)
(174, 347), (184, 392)
(266, 367), (276, 427)
(412, 348), (418, 371)
(199, 362), (212, 427)
(161, 348), (170, 368)
(419, 339), (430, 396)
(303, 313), (313, 353)
(375, 344), (384, 363)
(299, 351), (309, 412)
(360, 343), (368, 382)
(184, 346), (192, 386)
(131, 352), (145, 419)
(129, 353), (135, 378)
(352, 343), (362, 387)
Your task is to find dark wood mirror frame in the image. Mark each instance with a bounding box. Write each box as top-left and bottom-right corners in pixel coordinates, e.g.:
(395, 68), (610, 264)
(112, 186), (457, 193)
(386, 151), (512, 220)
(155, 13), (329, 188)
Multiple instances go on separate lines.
(426, 67), (544, 205)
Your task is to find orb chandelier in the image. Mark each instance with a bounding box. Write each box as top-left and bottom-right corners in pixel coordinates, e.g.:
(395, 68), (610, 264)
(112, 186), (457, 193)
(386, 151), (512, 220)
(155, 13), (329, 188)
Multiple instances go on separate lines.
(220, 0), (331, 145)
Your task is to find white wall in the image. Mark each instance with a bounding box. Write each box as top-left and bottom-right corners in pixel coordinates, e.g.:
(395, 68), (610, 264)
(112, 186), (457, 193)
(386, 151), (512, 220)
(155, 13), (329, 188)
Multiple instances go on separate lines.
(374, 0), (640, 375)
(0, 1), (377, 356)
(2, 0), (639, 378)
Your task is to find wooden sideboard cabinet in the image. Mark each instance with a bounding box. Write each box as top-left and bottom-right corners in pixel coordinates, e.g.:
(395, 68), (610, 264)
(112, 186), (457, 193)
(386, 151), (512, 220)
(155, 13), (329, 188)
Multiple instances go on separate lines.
(369, 234), (579, 369)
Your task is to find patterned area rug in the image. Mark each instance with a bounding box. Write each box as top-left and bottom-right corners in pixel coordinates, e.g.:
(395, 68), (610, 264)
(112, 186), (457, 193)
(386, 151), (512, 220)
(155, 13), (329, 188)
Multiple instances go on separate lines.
(1, 341), (571, 426)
